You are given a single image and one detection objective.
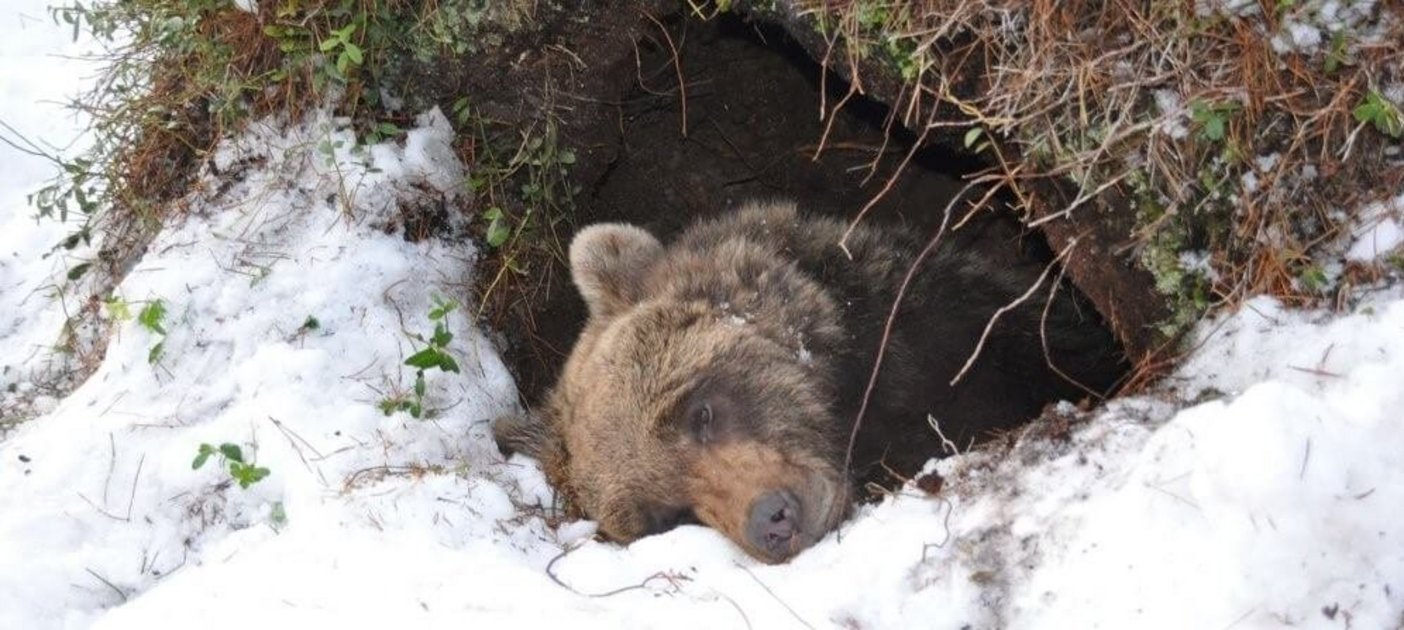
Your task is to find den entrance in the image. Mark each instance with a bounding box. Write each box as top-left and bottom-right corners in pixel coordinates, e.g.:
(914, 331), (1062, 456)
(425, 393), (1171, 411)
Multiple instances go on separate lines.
(481, 15), (1130, 487)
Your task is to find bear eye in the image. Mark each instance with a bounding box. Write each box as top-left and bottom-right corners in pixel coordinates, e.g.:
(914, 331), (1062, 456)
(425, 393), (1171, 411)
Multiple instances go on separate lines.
(690, 402), (714, 444)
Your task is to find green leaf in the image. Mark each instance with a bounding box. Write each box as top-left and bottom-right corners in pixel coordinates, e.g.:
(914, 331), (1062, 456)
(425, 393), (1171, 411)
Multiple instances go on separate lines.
(245, 466), (270, 488)
(192, 444), (215, 470)
(319, 37), (341, 52)
(343, 43), (363, 66)
(105, 296), (131, 321)
(137, 299), (167, 335)
(147, 340), (164, 365)
(1353, 91), (1403, 138)
(485, 211), (510, 248)
(404, 348), (444, 369)
(219, 443), (244, 463)
(67, 262), (92, 281)
(414, 372), (426, 397)
(1204, 117), (1225, 142)
(430, 323), (453, 348)
(963, 127), (984, 149)
(438, 354), (460, 374)
(302, 315), (320, 331)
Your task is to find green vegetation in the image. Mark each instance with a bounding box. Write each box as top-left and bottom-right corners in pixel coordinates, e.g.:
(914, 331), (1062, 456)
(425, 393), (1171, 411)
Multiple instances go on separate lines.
(1354, 90), (1403, 139)
(28, 0), (513, 279)
(1189, 100), (1240, 143)
(192, 442), (270, 489)
(380, 296), (461, 419)
(136, 299), (169, 365)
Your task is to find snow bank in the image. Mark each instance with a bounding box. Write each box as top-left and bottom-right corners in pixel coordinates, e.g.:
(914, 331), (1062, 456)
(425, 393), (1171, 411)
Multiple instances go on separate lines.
(0, 107), (529, 628)
(4, 104), (1400, 628)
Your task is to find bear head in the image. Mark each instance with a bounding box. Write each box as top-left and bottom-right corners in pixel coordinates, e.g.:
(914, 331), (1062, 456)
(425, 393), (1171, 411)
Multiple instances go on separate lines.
(495, 203), (855, 563)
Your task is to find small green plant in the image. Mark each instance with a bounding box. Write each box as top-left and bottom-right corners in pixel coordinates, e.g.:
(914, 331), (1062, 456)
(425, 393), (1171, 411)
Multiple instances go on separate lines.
(192, 442), (270, 489)
(137, 299), (168, 365)
(1353, 90), (1403, 139)
(1297, 264), (1330, 294)
(1387, 250), (1404, 273)
(1323, 31), (1352, 73)
(481, 206), (511, 248)
(1190, 100), (1240, 142)
(319, 22), (365, 78)
(104, 295), (132, 321)
(364, 121), (405, 145)
(269, 501), (288, 527)
(382, 296), (461, 419)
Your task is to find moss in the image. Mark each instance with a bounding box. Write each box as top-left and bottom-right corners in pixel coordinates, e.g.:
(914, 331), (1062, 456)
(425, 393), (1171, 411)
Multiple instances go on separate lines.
(405, 0), (534, 60)
(1131, 171), (1215, 342)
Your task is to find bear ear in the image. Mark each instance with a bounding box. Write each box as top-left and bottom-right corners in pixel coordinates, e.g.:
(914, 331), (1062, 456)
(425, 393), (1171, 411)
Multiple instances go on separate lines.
(569, 223), (663, 318)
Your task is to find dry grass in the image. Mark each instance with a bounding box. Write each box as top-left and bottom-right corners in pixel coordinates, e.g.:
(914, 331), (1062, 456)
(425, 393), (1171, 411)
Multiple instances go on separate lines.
(783, 0), (1404, 359)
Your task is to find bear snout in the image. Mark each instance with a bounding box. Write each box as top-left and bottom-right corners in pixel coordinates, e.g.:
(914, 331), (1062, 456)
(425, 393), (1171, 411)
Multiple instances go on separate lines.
(746, 489), (802, 561)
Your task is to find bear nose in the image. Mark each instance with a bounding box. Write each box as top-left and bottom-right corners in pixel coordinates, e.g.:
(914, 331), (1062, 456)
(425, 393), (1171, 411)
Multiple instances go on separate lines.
(746, 490), (802, 560)
(642, 504), (698, 536)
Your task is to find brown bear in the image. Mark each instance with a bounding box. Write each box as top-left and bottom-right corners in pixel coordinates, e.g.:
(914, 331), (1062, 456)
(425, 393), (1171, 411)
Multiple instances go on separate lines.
(494, 200), (1123, 563)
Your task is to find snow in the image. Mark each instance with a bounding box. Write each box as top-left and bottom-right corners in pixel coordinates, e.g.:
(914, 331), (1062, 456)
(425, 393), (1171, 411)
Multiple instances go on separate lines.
(3, 4), (1404, 630)
(1345, 193), (1404, 262)
(0, 0), (99, 422)
(1025, 296), (1404, 628)
(1196, 0), (1394, 56)
(1152, 89), (1190, 140)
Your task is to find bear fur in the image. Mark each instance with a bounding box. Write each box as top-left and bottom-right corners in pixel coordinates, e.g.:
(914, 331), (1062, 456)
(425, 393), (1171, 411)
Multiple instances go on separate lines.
(494, 200), (1123, 562)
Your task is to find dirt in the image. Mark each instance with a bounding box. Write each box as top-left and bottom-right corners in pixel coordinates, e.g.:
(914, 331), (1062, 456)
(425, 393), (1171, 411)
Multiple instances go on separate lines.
(413, 6), (1137, 434)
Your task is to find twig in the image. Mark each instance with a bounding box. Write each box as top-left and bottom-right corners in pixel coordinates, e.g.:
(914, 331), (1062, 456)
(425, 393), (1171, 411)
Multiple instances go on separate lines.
(1286, 365), (1342, 378)
(920, 497), (956, 562)
(124, 455), (144, 521)
(842, 179), (990, 483)
(270, 416), (328, 485)
(85, 568), (128, 602)
(811, 83), (857, 160)
(642, 11), (687, 138)
(734, 562), (816, 630)
(1039, 254), (1108, 400)
(718, 591), (754, 630)
(950, 238), (1078, 386)
(103, 433), (117, 504)
(925, 415), (961, 456)
(545, 542), (689, 598)
(837, 122), (932, 259)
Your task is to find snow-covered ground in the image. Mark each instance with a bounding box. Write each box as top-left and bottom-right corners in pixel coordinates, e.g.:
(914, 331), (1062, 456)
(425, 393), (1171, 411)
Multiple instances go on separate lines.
(3, 4), (1404, 630)
(0, 0), (99, 423)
